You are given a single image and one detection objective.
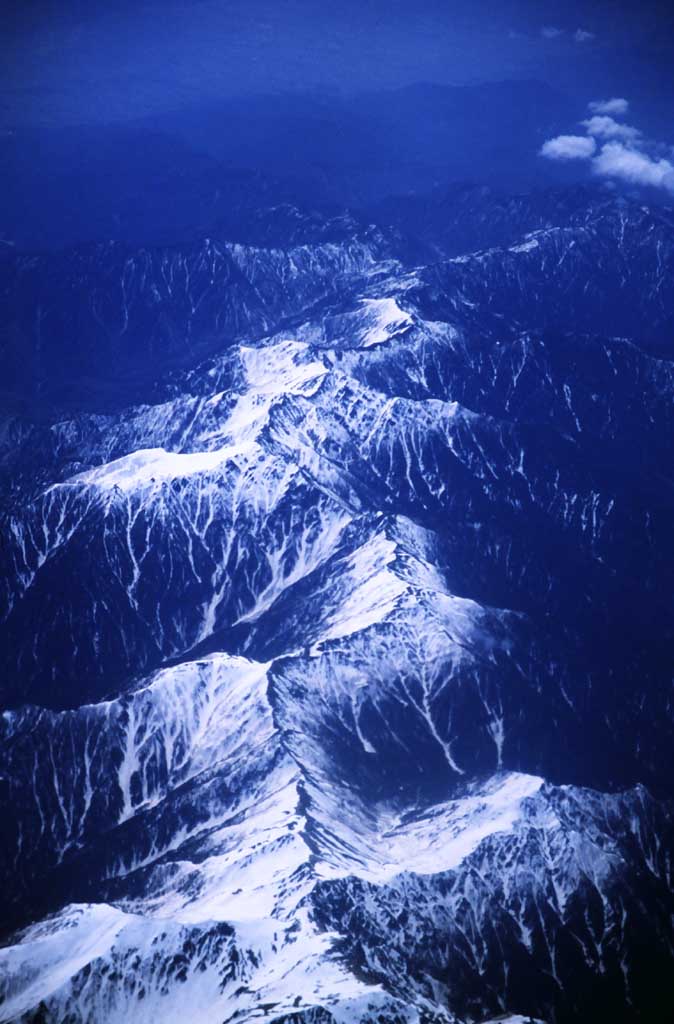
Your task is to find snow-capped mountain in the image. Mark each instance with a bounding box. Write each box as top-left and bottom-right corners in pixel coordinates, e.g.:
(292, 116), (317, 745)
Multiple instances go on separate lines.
(1, 189), (673, 1023)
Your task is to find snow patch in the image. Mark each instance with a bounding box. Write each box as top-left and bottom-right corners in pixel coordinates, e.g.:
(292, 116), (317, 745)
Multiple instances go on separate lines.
(357, 297), (414, 348)
(66, 443), (258, 491)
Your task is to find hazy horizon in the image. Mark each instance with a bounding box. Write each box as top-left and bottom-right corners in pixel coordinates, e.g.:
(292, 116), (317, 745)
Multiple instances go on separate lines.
(2, 0), (673, 128)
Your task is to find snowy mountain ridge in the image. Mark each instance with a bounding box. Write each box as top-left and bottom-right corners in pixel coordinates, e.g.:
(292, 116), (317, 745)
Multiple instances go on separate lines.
(1, 189), (674, 1022)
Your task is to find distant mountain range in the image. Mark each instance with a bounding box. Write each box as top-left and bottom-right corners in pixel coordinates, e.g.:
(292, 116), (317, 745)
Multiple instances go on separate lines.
(0, 80), (586, 251)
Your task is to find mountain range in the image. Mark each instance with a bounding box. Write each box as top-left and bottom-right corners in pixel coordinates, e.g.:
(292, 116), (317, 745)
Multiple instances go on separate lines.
(1, 180), (673, 1023)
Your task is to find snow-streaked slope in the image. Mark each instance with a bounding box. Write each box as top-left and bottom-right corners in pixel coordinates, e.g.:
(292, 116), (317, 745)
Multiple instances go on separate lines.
(2, 194), (674, 1023)
(1, 643), (559, 1024)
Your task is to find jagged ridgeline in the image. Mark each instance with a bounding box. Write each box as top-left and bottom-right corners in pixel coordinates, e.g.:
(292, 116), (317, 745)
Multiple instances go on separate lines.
(1, 189), (674, 1023)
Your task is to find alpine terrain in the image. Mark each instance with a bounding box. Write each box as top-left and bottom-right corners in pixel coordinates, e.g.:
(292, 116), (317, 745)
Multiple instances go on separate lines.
(1, 183), (673, 1024)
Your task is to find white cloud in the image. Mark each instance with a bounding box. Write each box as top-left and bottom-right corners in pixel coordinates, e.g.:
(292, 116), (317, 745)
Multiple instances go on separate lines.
(540, 97), (674, 195)
(540, 135), (597, 160)
(541, 26), (564, 39)
(588, 97), (629, 115)
(592, 142), (674, 192)
(581, 115), (641, 143)
(574, 28), (595, 42)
